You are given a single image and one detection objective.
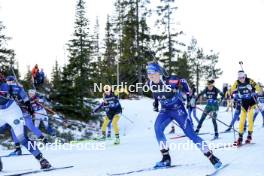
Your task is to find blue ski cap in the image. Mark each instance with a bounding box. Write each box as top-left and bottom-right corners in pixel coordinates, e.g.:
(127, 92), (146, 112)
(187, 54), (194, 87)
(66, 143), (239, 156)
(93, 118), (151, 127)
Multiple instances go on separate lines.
(146, 62), (162, 74)
(6, 75), (16, 82)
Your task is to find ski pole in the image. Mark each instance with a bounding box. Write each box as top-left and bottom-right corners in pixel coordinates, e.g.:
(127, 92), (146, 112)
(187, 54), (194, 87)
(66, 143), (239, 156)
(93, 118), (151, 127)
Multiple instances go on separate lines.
(195, 106), (217, 121)
(121, 114), (134, 124)
(20, 106), (62, 120)
(34, 101), (56, 114)
(9, 63), (22, 87)
(196, 106), (239, 133)
(34, 112), (63, 120)
(9, 61), (18, 83)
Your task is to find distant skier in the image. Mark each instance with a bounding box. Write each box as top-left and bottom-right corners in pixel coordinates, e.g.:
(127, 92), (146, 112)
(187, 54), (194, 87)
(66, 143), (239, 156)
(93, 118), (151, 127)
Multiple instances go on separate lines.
(225, 92), (242, 132)
(0, 76), (51, 170)
(222, 83), (228, 107)
(225, 85), (233, 112)
(93, 85), (122, 145)
(145, 62), (222, 169)
(195, 80), (224, 140)
(28, 89), (55, 136)
(187, 84), (199, 126)
(230, 70), (262, 146)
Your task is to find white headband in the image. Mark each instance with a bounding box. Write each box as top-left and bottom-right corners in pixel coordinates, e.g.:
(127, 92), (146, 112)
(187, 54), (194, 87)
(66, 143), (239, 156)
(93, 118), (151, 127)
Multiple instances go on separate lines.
(238, 72), (246, 78)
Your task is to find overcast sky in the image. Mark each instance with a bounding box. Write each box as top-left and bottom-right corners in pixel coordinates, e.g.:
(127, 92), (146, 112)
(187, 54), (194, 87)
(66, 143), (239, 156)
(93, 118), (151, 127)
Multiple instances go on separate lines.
(0, 0), (264, 88)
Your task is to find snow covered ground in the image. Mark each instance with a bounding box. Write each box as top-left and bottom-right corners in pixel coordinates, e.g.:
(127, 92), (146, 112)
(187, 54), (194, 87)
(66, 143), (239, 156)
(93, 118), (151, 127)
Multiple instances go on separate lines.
(1, 97), (264, 176)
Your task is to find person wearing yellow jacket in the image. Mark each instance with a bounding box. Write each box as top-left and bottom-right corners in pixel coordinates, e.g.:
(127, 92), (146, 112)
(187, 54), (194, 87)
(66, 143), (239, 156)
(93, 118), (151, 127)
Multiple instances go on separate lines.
(93, 85), (122, 145)
(230, 70), (262, 146)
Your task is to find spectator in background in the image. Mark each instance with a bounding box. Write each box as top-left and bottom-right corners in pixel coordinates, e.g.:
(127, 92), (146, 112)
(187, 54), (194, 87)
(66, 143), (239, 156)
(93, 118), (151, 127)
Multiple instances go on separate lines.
(32, 64), (39, 79)
(38, 69), (45, 84)
(32, 64), (39, 87)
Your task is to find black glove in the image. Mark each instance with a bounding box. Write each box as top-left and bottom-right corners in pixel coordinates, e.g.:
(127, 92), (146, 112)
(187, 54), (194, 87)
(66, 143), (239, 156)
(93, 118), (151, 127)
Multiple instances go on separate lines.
(219, 97), (224, 105)
(25, 101), (34, 116)
(153, 101), (159, 112)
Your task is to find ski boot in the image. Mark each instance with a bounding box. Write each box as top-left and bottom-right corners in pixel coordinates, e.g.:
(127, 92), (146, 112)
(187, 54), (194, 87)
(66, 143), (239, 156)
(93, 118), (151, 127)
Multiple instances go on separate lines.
(245, 131), (252, 144)
(0, 157), (3, 171)
(8, 144), (22, 156)
(233, 133), (243, 146)
(98, 131), (106, 141)
(36, 154), (52, 170)
(195, 128), (200, 134)
(211, 134), (219, 141)
(40, 158), (52, 169)
(154, 149), (171, 168)
(224, 127), (231, 132)
(204, 151), (222, 169)
(113, 134), (120, 145)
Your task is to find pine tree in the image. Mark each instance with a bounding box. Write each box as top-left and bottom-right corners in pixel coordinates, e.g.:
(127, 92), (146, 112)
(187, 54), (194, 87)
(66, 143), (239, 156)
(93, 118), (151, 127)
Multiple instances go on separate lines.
(89, 16), (103, 88)
(51, 60), (62, 92)
(187, 38), (222, 93)
(111, 0), (152, 89)
(204, 50), (223, 80)
(56, 65), (77, 117)
(135, 0), (153, 92)
(119, 1), (137, 84)
(0, 21), (16, 75)
(155, 0), (184, 75)
(21, 65), (34, 90)
(99, 15), (117, 86)
(175, 52), (192, 83)
(49, 60), (65, 107)
(188, 38), (203, 93)
(93, 17), (100, 57)
(56, 0), (95, 120)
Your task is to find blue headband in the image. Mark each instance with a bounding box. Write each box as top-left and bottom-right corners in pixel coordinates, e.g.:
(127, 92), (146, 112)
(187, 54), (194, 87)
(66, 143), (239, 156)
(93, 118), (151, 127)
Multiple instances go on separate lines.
(146, 63), (161, 74)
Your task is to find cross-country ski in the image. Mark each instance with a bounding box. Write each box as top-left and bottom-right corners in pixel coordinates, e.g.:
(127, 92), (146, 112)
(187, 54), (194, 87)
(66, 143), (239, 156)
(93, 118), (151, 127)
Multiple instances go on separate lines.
(3, 166), (74, 176)
(205, 163), (230, 176)
(107, 164), (184, 176)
